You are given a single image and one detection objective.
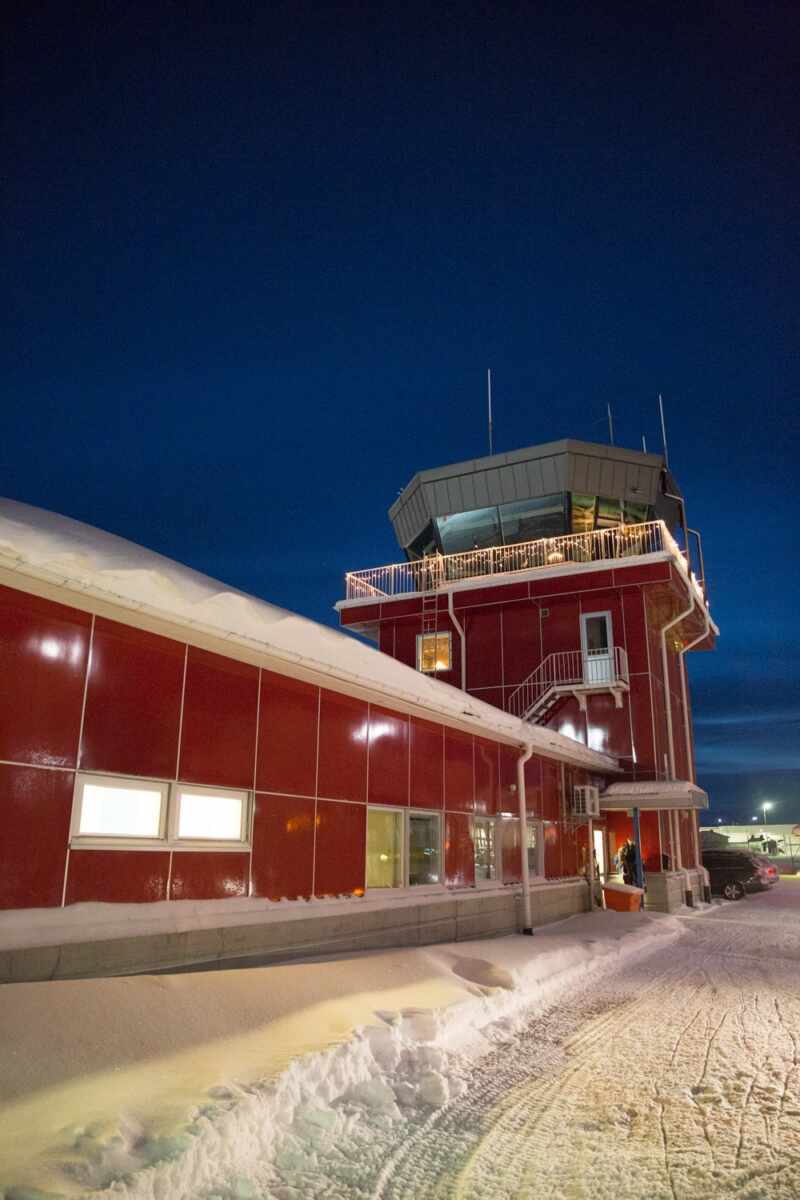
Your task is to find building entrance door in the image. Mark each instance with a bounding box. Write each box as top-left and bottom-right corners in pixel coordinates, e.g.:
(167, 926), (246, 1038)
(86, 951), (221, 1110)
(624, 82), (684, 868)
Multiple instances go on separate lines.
(593, 827), (607, 879)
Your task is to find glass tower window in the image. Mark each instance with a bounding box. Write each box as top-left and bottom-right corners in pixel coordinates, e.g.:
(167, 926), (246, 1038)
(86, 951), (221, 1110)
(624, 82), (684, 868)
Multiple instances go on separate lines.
(571, 493), (596, 534)
(596, 497), (622, 529)
(436, 507), (502, 554)
(499, 494), (566, 543)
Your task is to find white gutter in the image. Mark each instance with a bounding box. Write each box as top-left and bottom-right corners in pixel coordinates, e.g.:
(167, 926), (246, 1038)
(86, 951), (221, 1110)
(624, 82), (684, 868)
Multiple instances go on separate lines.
(516, 744), (535, 934)
(678, 597), (713, 898)
(660, 585), (696, 905)
(447, 589), (467, 694)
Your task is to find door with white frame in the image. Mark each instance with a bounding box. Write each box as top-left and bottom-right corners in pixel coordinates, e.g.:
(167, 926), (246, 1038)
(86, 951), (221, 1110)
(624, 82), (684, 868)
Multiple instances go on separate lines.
(581, 610), (613, 684)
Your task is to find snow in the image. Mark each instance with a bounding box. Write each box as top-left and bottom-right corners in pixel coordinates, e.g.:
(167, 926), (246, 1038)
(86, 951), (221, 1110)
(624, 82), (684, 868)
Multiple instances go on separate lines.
(601, 880), (644, 895)
(0, 910), (681, 1197)
(0, 497), (616, 771)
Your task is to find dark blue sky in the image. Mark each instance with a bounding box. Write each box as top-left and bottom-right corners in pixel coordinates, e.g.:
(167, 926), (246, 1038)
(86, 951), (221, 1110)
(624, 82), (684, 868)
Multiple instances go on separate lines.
(4, 3), (798, 820)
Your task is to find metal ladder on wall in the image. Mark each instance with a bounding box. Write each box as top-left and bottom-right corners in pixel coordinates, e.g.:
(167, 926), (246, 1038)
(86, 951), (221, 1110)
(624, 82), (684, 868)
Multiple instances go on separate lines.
(421, 553), (443, 640)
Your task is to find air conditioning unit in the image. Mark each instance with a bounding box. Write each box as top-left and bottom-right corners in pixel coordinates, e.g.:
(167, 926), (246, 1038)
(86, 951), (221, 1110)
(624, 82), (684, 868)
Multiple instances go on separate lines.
(572, 785), (600, 818)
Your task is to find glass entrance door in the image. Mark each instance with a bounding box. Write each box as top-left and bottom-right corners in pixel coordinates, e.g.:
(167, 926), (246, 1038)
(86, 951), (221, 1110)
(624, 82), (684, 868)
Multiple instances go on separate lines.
(581, 612), (613, 684)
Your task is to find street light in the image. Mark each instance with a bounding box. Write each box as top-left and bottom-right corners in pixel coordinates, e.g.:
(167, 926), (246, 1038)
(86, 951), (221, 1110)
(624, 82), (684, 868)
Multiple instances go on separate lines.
(761, 800), (773, 826)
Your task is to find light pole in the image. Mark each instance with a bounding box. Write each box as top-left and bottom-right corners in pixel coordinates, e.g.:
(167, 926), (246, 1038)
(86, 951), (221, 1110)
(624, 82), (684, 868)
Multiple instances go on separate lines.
(762, 800), (772, 826)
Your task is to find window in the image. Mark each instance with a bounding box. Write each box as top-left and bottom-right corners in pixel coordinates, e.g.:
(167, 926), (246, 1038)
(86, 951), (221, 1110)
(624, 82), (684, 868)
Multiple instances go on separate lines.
(596, 497), (622, 529)
(70, 774), (250, 850)
(526, 821), (539, 875)
(409, 812), (442, 885)
(473, 817), (496, 882)
(171, 784), (249, 845)
(416, 631), (452, 673)
(436, 507), (501, 555)
(499, 494), (566, 544)
(72, 775), (168, 842)
(571, 493), (596, 534)
(366, 808), (404, 888)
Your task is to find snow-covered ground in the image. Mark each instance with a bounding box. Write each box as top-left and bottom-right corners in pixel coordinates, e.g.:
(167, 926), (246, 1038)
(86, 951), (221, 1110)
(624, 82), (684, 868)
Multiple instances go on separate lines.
(2, 884), (799, 1199)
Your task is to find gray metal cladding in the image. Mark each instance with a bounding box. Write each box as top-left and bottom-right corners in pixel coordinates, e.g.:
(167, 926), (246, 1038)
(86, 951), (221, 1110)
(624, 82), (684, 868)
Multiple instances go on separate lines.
(387, 438), (671, 550)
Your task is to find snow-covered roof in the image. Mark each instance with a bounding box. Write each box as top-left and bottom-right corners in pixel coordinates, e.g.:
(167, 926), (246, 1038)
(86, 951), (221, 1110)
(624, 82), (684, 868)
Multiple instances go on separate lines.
(0, 498), (618, 771)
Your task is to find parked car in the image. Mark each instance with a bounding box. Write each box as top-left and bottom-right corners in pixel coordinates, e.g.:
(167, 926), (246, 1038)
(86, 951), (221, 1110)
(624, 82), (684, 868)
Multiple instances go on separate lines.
(749, 854), (780, 890)
(701, 849), (761, 900)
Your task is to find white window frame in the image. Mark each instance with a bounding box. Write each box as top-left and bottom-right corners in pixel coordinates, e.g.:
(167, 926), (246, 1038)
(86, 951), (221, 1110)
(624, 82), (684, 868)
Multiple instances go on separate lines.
(364, 807), (446, 891)
(416, 630), (453, 674)
(70, 773), (170, 850)
(70, 773), (251, 852)
(407, 808), (444, 889)
(527, 818), (545, 879)
(580, 610), (614, 683)
(169, 783), (251, 851)
(472, 814), (498, 887)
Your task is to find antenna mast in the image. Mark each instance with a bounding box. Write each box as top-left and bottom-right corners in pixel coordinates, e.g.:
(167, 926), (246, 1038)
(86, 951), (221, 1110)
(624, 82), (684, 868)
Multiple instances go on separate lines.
(607, 403), (614, 445)
(641, 434), (648, 453)
(658, 393), (669, 468)
(487, 369), (494, 456)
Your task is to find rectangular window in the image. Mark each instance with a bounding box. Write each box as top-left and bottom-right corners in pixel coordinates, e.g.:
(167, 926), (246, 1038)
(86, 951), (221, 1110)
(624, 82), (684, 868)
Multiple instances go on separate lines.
(499, 494), (566, 544)
(366, 808), (404, 888)
(526, 821), (538, 875)
(172, 784), (249, 844)
(71, 774), (169, 843)
(409, 812), (442, 885)
(436, 507), (501, 555)
(473, 816), (496, 882)
(596, 496), (622, 529)
(416, 631), (452, 673)
(71, 775), (250, 849)
(571, 493), (596, 534)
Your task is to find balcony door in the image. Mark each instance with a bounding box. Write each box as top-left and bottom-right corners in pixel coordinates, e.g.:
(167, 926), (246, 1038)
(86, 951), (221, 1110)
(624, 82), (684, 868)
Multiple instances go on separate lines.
(581, 611), (613, 684)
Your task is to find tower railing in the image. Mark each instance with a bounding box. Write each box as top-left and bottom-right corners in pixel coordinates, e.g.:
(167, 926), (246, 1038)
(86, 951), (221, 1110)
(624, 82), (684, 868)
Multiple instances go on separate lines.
(345, 520), (680, 601)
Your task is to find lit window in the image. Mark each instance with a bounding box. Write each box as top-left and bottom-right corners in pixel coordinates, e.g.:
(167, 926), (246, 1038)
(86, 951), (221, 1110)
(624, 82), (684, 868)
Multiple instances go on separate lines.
(72, 774), (168, 842)
(473, 816), (496, 882)
(526, 821), (538, 874)
(409, 812), (441, 885)
(366, 808), (404, 888)
(172, 785), (249, 844)
(416, 631), (452, 673)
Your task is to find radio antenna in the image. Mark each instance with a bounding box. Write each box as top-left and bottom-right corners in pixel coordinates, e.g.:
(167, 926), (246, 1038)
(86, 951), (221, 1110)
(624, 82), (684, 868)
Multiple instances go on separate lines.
(642, 434), (648, 453)
(607, 403), (614, 445)
(658, 393), (669, 468)
(487, 369), (494, 456)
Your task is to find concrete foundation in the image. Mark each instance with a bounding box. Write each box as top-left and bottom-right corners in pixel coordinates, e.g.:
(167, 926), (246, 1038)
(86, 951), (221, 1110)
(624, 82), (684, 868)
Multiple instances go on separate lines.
(0, 879), (590, 984)
(644, 869), (706, 913)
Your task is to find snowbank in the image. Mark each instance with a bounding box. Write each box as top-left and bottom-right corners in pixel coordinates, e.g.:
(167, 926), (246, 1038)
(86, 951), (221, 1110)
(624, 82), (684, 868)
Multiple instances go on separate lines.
(0, 497), (616, 771)
(0, 910), (682, 1197)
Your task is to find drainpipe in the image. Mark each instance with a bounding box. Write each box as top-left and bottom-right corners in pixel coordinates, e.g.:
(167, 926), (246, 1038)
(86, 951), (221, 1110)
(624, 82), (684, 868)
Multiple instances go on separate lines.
(661, 586), (696, 907)
(678, 599), (713, 902)
(447, 590), (467, 693)
(516, 744), (534, 934)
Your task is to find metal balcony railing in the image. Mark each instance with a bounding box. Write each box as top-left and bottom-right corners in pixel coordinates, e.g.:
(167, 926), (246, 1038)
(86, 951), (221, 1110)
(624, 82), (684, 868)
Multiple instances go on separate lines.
(507, 647), (630, 721)
(344, 520), (681, 601)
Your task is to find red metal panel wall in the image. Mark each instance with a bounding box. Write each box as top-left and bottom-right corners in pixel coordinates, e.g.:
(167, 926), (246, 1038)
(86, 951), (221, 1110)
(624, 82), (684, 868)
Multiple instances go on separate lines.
(252, 791), (315, 900)
(179, 647), (259, 789)
(169, 852), (249, 900)
(409, 717), (444, 809)
(0, 584), (90, 768)
(444, 728), (474, 813)
(80, 618), (184, 779)
(313, 799), (366, 896)
(368, 705), (409, 806)
(66, 849), (170, 904)
(474, 738), (499, 815)
(256, 670), (319, 797)
(0, 764), (73, 909)
(317, 689), (368, 803)
(464, 609), (502, 690)
(444, 812), (475, 886)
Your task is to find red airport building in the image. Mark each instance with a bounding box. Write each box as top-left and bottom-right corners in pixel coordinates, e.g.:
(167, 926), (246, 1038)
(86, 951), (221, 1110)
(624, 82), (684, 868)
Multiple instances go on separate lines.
(0, 438), (716, 976)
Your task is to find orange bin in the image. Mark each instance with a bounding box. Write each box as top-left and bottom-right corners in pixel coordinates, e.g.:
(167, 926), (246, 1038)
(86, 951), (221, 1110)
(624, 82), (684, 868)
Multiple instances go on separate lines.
(602, 885), (643, 912)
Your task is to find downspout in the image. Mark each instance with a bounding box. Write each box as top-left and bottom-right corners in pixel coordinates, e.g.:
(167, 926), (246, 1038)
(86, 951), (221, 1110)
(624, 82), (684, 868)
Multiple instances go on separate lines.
(516, 744), (534, 934)
(679, 599), (713, 902)
(660, 585), (696, 907)
(447, 590), (467, 693)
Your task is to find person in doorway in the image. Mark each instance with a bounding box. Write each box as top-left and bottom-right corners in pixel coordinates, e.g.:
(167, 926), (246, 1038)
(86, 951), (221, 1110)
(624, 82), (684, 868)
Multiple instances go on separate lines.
(620, 838), (636, 885)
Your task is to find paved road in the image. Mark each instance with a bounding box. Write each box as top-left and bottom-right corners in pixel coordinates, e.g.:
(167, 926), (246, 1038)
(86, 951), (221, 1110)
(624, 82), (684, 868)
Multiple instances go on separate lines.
(267, 882), (800, 1200)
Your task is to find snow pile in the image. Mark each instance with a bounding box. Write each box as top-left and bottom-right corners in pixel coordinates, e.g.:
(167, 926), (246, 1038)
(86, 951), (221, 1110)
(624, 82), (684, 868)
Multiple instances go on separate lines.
(0, 497), (616, 771)
(0, 911), (681, 1198)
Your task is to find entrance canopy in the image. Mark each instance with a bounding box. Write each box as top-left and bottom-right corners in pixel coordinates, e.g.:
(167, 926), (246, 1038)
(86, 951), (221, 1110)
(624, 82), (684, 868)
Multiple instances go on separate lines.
(600, 780), (708, 812)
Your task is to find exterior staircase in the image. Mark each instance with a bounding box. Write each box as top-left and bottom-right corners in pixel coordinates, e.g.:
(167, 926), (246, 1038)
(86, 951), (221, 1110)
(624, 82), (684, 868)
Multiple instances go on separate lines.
(507, 648), (630, 723)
